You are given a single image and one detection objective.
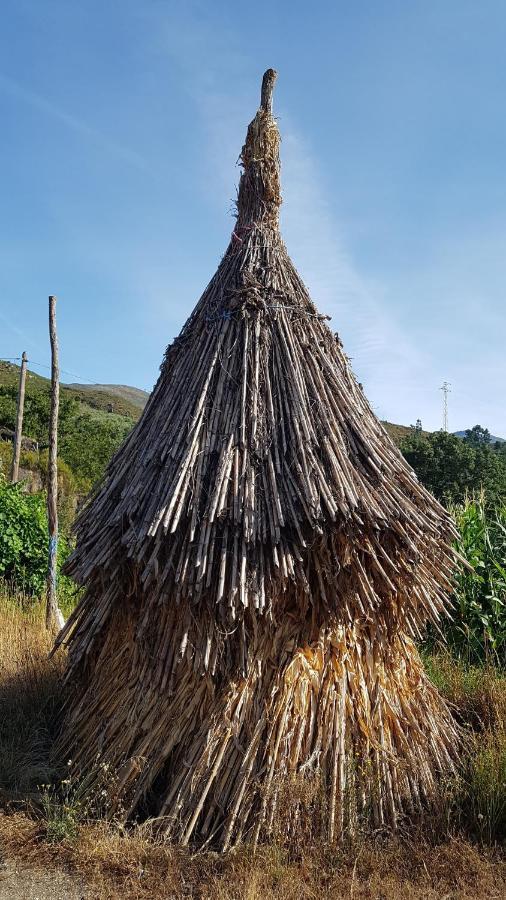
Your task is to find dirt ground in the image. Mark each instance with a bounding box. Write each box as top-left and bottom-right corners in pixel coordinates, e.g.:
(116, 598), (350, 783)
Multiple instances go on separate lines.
(0, 858), (86, 900)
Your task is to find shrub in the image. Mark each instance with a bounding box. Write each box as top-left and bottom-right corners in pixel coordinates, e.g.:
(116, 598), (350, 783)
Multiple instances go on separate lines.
(423, 649), (506, 843)
(0, 441), (83, 529)
(422, 649), (506, 731)
(0, 477), (48, 593)
(59, 413), (131, 487)
(0, 476), (70, 594)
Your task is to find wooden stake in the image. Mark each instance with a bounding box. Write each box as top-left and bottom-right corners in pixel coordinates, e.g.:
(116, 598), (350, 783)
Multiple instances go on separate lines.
(46, 296), (61, 631)
(10, 351), (27, 483)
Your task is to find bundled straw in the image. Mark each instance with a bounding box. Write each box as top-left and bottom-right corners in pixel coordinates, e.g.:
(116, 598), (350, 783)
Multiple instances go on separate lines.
(54, 70), (460, 848)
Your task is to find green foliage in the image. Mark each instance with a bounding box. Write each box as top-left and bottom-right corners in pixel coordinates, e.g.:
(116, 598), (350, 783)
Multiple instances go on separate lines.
(0, 440), (12, 474)
(401, 430), (506, 504)
(0, 386), (16, 432)
(0, 442), (80, 530)
(463, 424), (491, 447)
(0, 476), (70, 594)
(446, 497), (506, 665)
(0, 477), (48, 593)
(59, 413), (132, 487)
(0, 361), (139, 497)
(0, 384), (78, 445)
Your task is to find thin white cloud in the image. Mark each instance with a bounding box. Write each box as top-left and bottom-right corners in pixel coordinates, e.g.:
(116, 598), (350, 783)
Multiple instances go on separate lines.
(280, 129), (427, 398)
(152, 10), (429, 422)
(0, 72), (148, 172)
(142, 5), (505, 435)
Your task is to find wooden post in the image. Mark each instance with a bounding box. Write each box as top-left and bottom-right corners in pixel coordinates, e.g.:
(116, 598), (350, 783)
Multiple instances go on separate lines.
(46, 296), (60, 630)
(10, 351), (28, 482)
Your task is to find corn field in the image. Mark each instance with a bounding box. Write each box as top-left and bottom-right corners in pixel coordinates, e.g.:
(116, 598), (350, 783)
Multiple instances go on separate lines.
(447, 495), (506, 665)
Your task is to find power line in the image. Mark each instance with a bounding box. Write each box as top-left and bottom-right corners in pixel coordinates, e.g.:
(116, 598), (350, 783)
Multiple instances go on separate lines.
(2, 352), (98, 384)
(2, 352), (152, 393)
(27, 360), (98, 385)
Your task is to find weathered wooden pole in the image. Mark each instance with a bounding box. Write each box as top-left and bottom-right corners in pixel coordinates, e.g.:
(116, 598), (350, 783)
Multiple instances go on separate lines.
(10, 350), (28, 482)
(46, 296), (60, 630)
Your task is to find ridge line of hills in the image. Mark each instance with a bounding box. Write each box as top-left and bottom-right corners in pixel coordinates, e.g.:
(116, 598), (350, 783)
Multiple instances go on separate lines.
(1, 360), (504, 445)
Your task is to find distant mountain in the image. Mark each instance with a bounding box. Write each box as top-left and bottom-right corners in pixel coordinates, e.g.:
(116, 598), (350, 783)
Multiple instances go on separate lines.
(65, 383), (150, 414)
(453, 430), (505, 444)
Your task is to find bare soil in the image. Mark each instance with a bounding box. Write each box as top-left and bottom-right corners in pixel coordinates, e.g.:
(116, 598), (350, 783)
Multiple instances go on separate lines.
(0, 857), (86, 900)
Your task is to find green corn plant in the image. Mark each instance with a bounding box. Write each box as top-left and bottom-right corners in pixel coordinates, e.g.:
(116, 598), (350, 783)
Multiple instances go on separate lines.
(446, 494), (506, 666)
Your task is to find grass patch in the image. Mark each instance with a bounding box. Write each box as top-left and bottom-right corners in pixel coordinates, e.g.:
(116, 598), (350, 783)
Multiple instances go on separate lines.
(423, 648), (506, 730)
(0, 597), (64, 801)
(0, 814), (503, 899)
(422, 647), (506, 844)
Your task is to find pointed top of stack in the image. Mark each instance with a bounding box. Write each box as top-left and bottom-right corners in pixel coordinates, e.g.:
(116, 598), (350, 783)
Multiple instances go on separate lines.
(237, 68), (281, 230)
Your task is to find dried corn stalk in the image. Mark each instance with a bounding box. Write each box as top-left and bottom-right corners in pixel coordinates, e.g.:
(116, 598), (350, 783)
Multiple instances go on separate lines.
(54, 69), (460, 848)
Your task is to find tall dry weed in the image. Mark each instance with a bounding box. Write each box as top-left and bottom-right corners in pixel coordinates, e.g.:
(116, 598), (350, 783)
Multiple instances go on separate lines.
(0, 595), (64, 798)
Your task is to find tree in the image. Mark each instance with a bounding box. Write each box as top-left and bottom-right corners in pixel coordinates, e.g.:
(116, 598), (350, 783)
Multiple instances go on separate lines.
(59, 413), (132, 488)
(0, 385), (78, 445)
(400, 430), (506, 504)
(463, 424), (491, 447)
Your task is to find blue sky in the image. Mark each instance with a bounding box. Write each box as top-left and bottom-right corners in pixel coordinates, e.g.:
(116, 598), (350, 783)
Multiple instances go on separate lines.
(1, 1), (505, 435)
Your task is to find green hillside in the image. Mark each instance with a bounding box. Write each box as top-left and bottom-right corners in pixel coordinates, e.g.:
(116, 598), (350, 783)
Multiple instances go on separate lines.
(0, 361), (146, 494)
(0, 361), (149, 421)
(0, 362), (448, 447)
(64, 382), (149, 416)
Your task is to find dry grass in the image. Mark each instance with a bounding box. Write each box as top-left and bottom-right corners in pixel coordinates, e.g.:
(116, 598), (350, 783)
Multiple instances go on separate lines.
(0, 596), (504, 898)
(0, 596), (65, 800)
(423, 649), (506, 731)
(0, 813), (504, 899)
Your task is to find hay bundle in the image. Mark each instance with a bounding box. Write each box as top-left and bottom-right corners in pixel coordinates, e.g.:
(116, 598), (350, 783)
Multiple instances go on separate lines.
(55, 70), (459, 847)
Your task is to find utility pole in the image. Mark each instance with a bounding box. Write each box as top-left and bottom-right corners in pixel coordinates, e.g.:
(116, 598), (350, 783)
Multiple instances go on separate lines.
(10, 351), (28, 482)
(440, 381), (451, 433)
(46, 296), (62, 631)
